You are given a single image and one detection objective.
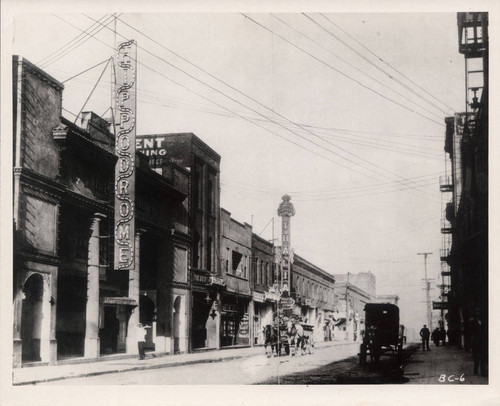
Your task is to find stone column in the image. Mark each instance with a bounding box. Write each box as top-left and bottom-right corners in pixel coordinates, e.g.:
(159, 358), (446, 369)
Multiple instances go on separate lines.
(215, 291), (221, 349)
(249, 298), (255, 347)
(39, 274), (52, 363)
(12, 271), (24, 367)
(49, 270), (58, 364)
(117, 308), (128, 352)
(126, 231), (141, 355)
(201, 163), (207, 269)
(84, 215), (103, 358)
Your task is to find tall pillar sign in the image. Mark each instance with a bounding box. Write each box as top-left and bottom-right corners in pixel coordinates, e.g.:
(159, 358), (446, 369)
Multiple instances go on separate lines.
(114, 40), (137, 270)
(277, 195), (295, 293)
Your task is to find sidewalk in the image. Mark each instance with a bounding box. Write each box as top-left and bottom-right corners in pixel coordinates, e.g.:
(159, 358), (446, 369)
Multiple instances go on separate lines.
(403, 343), (488, 384)
(13, 339), (351, 385)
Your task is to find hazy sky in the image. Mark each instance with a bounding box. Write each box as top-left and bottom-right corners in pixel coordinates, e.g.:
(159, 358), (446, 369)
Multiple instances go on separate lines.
(7, 9), (467, 332)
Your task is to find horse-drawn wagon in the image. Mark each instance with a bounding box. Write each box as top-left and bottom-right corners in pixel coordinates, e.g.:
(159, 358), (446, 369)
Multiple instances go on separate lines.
(264, 316), (314, 357)
(359, 303), (404, 365)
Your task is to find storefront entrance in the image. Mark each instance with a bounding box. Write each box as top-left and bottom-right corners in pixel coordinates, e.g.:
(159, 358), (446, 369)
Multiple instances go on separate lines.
(220, 297), (249, 347)
(100, 306), (120, 354)
(139, 295), (156, 350)
(21, 274), (44, 362)
(191, 292), (213, 350)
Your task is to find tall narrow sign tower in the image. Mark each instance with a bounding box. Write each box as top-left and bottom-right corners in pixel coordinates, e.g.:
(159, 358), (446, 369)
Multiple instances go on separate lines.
(114, 40), (137, 270)
(277, 195), (295, 294)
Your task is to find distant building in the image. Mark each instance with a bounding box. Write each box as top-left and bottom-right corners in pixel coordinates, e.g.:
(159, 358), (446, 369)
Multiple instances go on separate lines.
(374, 295), (399, 305)
(291, 255), (337, 342)
(251, 233), (277, 345)
(332, 274), (374, 342)
(219, 210), (252, 347)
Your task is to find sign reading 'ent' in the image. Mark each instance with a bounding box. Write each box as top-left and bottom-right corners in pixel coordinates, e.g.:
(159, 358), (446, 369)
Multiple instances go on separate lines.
(114, 40), (137, 270)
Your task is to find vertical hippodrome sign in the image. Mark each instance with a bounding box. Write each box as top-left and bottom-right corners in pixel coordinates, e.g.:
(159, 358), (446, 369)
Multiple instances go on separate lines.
(114, 40), (137, 270)
(277, 195), (295, 293)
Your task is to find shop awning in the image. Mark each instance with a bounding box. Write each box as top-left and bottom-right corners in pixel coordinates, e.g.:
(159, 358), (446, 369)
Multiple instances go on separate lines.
(331, 317), (346, 326)
(102, 297), (137, 306)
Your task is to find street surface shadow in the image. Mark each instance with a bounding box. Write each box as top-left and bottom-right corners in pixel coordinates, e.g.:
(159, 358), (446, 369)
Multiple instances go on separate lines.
(258, 344), (420, 385)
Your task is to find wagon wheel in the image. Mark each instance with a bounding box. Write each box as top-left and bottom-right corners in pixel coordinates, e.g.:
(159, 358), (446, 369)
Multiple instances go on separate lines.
(397, 342), (403, 364)
(359, 343), (367, 366)
(371, 344), (381, 364)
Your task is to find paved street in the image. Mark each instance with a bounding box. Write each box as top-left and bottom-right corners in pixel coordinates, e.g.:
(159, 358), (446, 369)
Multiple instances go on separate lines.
(39, 342), (359, 385)
(34, 341), (487, 385)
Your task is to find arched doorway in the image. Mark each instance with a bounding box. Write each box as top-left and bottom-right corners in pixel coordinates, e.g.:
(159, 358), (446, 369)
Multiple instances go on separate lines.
(21, 274), (44, 362)
(140, 295), (156, 350)
(173, 296), (181, 354)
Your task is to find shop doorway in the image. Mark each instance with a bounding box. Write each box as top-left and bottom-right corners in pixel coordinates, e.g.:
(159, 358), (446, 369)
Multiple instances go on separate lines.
(139, 295), (156, 350)
(21, 274), (44, 362)
(191, 293), (212, 349)
(221, 314), (237, 347)
(100, 306), (120, 354)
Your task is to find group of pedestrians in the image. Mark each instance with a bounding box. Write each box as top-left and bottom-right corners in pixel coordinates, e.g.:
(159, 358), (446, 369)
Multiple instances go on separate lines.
(419, 325), (446, 350)
(419, 308), (487, 377)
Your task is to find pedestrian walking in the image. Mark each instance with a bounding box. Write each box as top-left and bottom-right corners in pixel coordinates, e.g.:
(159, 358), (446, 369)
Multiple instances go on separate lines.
(137, 323), (150, 360)
(419, 324), (430, 351)
(431, 328), (440, 346)
(471, 310), (487, 376)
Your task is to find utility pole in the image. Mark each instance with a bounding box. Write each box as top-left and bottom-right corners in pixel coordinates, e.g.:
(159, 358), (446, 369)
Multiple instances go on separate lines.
(418, 252), (433, 331)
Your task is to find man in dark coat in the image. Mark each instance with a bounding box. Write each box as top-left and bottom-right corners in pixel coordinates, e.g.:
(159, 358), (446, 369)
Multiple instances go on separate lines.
(471, 311), (487, 376)
(420, 325), (430, 351)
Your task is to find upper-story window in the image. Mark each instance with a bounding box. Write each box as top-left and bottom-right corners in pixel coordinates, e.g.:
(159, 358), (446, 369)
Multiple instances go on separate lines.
(256, 258), (261, 284)
(225, 247), (230, 272)
(231, 251), (248, 279)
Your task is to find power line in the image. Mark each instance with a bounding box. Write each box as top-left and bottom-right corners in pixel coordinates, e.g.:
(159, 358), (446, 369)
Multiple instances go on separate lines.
(305, 13), (453, 118)
(36, 14), (112, 68)
(63, 70), (446, 146)
(319, 13), (456, 114)
(58, 13), (440, 204)
(104, 15), (440, 199)
(239, 14), (443, 199)
(62, 58), (110, 83)
(74, 58), (111, 124)
(272, 13), (445, 121)
(70, 15), (375, 179)
(43, 14), (118, 69)
(241, 13), (444, 127)
(87, 15), (419, 186)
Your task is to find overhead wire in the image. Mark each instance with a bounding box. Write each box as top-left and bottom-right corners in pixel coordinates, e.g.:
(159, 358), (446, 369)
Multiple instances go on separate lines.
(319, 13), (456, 114)
(63, 71), (444, 145)
(271, 13), (445, 121)
(54, 13), (441, 204)
(222, 172), (440, 197)
(66, 74), (443, 159)
(60, 14), (372, 181)
(61, 58), (110, 83)
(304, 13), (454, 118)
(101, 14), (441, 200)
(85, 15), (417, 186)
(43, 14), (118, 70)
(241, 13), (444, 128)
(36, 14), (112, 68)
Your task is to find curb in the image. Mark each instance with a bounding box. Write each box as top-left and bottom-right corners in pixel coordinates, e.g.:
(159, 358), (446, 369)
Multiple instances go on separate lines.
(14, 355), (250, 386)
(14, 341), (357, 385)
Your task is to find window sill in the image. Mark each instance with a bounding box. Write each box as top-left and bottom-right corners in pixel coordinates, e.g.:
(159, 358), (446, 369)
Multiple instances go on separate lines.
(225, 272), (249, 281)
